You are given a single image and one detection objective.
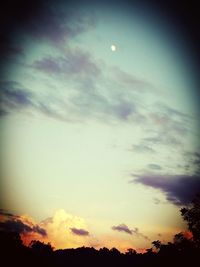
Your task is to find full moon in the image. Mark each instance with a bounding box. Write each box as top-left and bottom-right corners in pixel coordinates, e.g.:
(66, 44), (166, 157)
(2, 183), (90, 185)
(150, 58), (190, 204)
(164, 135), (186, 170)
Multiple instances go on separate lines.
(110, 44), (116, 51)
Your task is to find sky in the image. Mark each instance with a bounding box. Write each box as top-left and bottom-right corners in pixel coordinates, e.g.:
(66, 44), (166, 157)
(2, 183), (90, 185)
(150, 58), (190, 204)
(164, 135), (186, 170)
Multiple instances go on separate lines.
(0, 0), (200, 252)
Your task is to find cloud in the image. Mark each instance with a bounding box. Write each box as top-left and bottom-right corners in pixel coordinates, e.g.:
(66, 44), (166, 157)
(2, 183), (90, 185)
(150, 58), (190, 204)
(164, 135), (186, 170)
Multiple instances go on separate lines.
(131, 173), (200, 205)
(0, 209), (18, 218)
(0, 81), (33, 114)
(32, 225), (47, 236)
(112, 224), (132, 235)
(181, 151), (200, 175)
(40, 209), (92, 249)
(0, 80), (72, 121)
(189, 152), (200, 173)
(0, 209), (93, 248)
(0, 77), (139, 123)
(70, 228), (89, 236)
(142, 134), (181, 147)
(153, 198), (162, 205)
(111, 66), (154, 93)
(130, 144), (155, 153)
(111, 224), (150, 240)
(32, 50), (101, 77)
(149, 112), (188, 136)
(0, 211), (46, 237)
(136, 102), (192, 150)
(31, 52), (143, 123)
(12, 1), (96, 45)
(147, 164), (162, 170)
(132, 227), (150, 241)
(193, 152), (200, 165)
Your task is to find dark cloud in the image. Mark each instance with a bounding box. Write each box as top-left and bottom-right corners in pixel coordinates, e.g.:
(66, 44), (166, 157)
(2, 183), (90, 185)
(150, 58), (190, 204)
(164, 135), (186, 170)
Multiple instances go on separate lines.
(112, 224), (132, 235)
(0, 210), (47, 236)
(131, 173), (200, 205)
(70, 228), (89, 236)
(0, 219), (32, 233)
(32, 225), (47, 236)
(9, 1), (96, 45)
(0, 219), (46, 236)
(148, 164), (162, 170)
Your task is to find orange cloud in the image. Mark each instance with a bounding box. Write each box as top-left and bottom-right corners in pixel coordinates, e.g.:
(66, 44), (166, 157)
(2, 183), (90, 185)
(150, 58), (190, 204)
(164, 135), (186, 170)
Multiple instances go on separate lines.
(40, 209), (90, 249)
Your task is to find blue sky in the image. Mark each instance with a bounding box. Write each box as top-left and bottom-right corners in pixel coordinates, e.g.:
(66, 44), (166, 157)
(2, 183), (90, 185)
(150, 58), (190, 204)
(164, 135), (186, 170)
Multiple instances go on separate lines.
(0, 0), (200, 251)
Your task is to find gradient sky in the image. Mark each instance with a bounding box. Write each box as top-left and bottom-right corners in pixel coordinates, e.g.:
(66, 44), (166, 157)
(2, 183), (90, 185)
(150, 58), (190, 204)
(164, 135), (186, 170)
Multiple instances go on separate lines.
(0, 0), (200, 252)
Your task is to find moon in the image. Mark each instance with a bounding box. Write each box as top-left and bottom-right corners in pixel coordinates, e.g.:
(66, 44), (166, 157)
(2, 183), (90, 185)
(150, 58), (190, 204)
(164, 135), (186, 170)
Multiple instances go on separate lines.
(110, 45), (117, 52)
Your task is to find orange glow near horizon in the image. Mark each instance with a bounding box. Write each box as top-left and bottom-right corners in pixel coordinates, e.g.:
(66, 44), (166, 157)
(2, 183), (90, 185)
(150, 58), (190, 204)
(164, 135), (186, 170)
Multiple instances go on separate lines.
(0, 209), (187, 253)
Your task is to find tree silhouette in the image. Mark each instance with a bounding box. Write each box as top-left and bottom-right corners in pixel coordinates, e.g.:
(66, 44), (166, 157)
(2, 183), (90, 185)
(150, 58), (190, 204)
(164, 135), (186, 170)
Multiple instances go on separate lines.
(1, 193), (200, 266)
(125, 248), (137, 256)
(30, 240), (54, 254)
(181, 193), (200, 247)
(152, 240), (162, 250)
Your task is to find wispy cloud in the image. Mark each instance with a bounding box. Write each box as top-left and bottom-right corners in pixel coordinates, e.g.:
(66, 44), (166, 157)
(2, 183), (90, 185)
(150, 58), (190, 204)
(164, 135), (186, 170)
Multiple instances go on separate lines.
(130, 144), (156, 153)
(111, 66), (154, 93)
(142, 133), (182, 147)
(149, 112), (188, 136)
(147, 164), (162, 170)
(131, 173), (200, 205)
(111, 224), (150, 240)
(32, 49), (101, 78)
(0, 81), (33, 115)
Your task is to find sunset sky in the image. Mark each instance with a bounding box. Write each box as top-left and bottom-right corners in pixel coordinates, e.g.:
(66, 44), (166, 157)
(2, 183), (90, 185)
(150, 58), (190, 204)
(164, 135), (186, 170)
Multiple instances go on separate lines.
(0, 0), (200, 252)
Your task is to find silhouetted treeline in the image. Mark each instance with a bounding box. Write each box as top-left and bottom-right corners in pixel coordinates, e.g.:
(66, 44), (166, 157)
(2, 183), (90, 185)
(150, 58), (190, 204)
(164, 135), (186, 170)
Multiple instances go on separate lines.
(1, 194), (200, 267)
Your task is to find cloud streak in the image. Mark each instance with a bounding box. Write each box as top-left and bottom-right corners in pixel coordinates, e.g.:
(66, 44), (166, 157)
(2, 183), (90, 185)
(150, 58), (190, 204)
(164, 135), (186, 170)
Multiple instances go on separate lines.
(32, 50), (101, 78)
